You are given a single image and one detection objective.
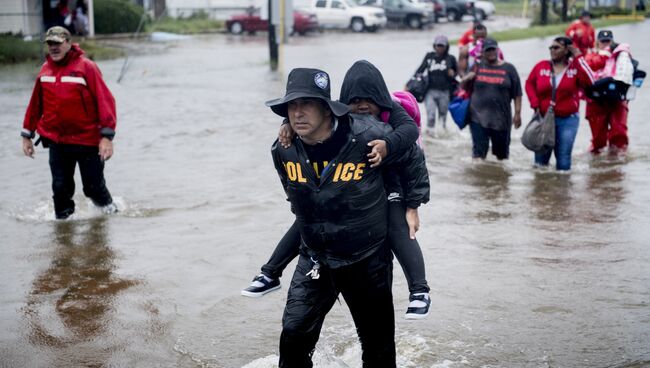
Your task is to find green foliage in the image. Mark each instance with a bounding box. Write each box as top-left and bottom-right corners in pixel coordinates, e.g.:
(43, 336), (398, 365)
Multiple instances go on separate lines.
(78, 41), (126, 60)
(573, 6), (647, 18)
(0, 34), (41, 64)
(483, 18), (642, 43)
(147, 16), (224, 34)
(95, 0), (147, 34)
(0, 34), (124, 65)
(531, 6), (562, 25)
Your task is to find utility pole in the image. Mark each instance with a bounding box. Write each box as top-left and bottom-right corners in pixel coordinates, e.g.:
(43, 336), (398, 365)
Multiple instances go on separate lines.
(88, 0), (95, 37)
(268, 0), (279, 71)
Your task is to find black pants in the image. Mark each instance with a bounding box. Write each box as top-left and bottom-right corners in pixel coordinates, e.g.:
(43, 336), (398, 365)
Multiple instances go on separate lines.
(262, 203), (429, 293)
(387, 201), (429, 294)
(279, 247), (395, 368)
(49, 143), (113, 218)
(261, 221), (301, 279)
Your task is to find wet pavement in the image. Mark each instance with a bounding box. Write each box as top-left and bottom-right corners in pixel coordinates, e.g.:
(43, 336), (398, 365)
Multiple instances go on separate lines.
(1, 18), (649, 368)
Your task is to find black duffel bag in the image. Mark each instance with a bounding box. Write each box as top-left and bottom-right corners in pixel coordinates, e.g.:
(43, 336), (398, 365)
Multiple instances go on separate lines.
(586, 77), (630, 102)
(406, 73), (428, 103)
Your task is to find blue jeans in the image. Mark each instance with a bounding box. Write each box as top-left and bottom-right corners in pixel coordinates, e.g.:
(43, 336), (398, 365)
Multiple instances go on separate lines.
(534, 113), (579, 171)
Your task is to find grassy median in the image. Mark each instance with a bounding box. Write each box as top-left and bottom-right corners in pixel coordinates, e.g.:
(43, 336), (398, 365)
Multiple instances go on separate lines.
(0, 34), (125, 65)
(487, 18), (645, 43)
(147, 13), (224, 34)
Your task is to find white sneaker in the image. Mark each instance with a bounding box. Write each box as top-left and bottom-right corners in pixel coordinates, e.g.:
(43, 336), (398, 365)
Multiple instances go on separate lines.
(241, 274), (281, 298)
(405, 293), (430, 320)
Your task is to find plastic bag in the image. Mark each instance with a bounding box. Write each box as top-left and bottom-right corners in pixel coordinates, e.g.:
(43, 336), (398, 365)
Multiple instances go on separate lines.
(449, 96), (470, 130)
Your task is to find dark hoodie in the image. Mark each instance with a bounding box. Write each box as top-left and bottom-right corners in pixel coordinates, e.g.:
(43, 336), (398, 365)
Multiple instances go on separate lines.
(340, 60), (394, 111)
(339, 60), (430, 209)
(416, 47), (458, 92)
(339, 60), (419, 158)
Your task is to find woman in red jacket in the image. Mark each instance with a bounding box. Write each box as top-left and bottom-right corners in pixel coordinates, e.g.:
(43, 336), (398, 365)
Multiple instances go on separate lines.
(525, 36), (595, 171)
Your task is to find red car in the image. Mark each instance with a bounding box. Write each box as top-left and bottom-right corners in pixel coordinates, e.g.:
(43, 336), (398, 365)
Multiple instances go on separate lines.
(226, 10), (319, 36)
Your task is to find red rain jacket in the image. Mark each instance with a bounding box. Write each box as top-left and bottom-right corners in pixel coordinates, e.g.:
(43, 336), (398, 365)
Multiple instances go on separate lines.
(565, 20), (595, 55)
(23, 44), (116, 146)
(525, 55), (595, 117)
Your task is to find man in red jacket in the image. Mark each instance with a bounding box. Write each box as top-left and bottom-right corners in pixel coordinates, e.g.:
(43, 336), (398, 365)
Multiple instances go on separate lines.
(21, 26), (117, 219)
(565, 11), (595, 56)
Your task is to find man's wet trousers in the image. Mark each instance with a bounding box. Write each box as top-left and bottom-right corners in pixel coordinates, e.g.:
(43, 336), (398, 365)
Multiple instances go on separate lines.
(49, 143), (113, 218)
(279, 246), (396, 368)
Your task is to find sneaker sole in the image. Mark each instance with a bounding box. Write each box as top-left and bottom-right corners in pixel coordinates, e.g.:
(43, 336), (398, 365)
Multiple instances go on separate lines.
(240, 285), (281, 298)
(404, 311), (429, 320)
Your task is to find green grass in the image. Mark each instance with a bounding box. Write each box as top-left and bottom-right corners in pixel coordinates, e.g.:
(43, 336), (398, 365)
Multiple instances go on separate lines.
(0, 34), (125, 65)
(494, 0), (528, 17)
(147, 15), (225, 34)
(477, 18), (642, 43)
(79, 40), (126, 60)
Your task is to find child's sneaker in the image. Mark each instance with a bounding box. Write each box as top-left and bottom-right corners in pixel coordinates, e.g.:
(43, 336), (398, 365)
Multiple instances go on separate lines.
(241, 274), (281, 298)
(405, 293), (430, 320)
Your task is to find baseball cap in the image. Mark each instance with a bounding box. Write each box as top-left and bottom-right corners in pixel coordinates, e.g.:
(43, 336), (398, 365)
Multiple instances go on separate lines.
(482, 38), (499, 51)
(434, 35), (448, 47)
(44, 26), (71, 43)
(597, 30), (613, 41)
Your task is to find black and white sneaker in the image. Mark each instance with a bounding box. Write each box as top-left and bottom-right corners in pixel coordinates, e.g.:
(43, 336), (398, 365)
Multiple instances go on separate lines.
(405, 293), (430, 320)
(241, 274), (281, 298)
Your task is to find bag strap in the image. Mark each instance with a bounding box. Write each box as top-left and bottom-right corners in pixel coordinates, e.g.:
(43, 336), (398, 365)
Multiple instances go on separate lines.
(550, 60), (557, 107)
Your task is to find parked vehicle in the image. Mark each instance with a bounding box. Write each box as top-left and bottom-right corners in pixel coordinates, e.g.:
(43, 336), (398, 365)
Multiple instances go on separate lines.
(443, 0), (473, 21)
(226, 9), (319, 35)
(357, 0), (435, 28)
(415, 0), (446, 22)
(473, 0), (495, 19)
(296, 0), (387, 32)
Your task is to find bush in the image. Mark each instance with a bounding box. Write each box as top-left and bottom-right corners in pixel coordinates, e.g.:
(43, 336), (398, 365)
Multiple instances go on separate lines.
(570, 6), (648, 18)
(531, 7), (563, 25)
(0, 34), (41, 64)
(95, 0), (147, 34)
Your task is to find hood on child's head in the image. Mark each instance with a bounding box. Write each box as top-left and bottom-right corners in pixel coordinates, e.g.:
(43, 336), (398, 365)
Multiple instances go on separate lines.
(339, 60), (393, 112)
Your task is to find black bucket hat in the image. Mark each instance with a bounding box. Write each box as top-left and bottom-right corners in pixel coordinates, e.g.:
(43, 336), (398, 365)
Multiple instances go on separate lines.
(266, 68), (350, 118)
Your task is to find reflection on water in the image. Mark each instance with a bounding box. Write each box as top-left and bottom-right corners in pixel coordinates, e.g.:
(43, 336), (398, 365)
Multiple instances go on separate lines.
(529, 171), (573, 222)
(22, 218), (137, 364)
(462, 162), (513, 221)
(584, 161), (627, 224)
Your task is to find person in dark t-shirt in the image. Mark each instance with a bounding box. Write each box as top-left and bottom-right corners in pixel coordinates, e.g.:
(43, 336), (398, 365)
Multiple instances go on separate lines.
(461, 38), (522, 160)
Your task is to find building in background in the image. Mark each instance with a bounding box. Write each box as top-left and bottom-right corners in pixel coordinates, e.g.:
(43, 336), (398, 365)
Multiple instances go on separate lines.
(0, 0), (42, 36)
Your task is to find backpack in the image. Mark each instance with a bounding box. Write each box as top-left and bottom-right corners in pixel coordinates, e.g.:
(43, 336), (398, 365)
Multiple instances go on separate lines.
(381, 91), (423, 144)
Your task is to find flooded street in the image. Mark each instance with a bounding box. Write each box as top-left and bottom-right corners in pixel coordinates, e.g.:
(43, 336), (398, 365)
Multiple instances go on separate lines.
(1, 18), (649, 367)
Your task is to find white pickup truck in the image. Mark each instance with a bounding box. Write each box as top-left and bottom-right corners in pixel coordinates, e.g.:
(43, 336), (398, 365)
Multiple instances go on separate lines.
(296, 0), (388, 32)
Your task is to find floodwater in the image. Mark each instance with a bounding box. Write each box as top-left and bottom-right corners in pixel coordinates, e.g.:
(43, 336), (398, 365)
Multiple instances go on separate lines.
(1, 18), (649, 368)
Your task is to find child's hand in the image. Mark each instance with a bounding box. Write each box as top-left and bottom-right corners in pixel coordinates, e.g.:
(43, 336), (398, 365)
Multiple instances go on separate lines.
(278, 121), (294, 148)
(367, 140), (387, 168)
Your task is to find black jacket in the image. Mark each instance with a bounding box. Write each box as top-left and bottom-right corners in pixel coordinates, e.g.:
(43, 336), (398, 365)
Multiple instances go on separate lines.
(340, 60), (419, 157)
(272, 114), (429, 268)
(416, 51), (458, 92)
(340, 59), (430, 209)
